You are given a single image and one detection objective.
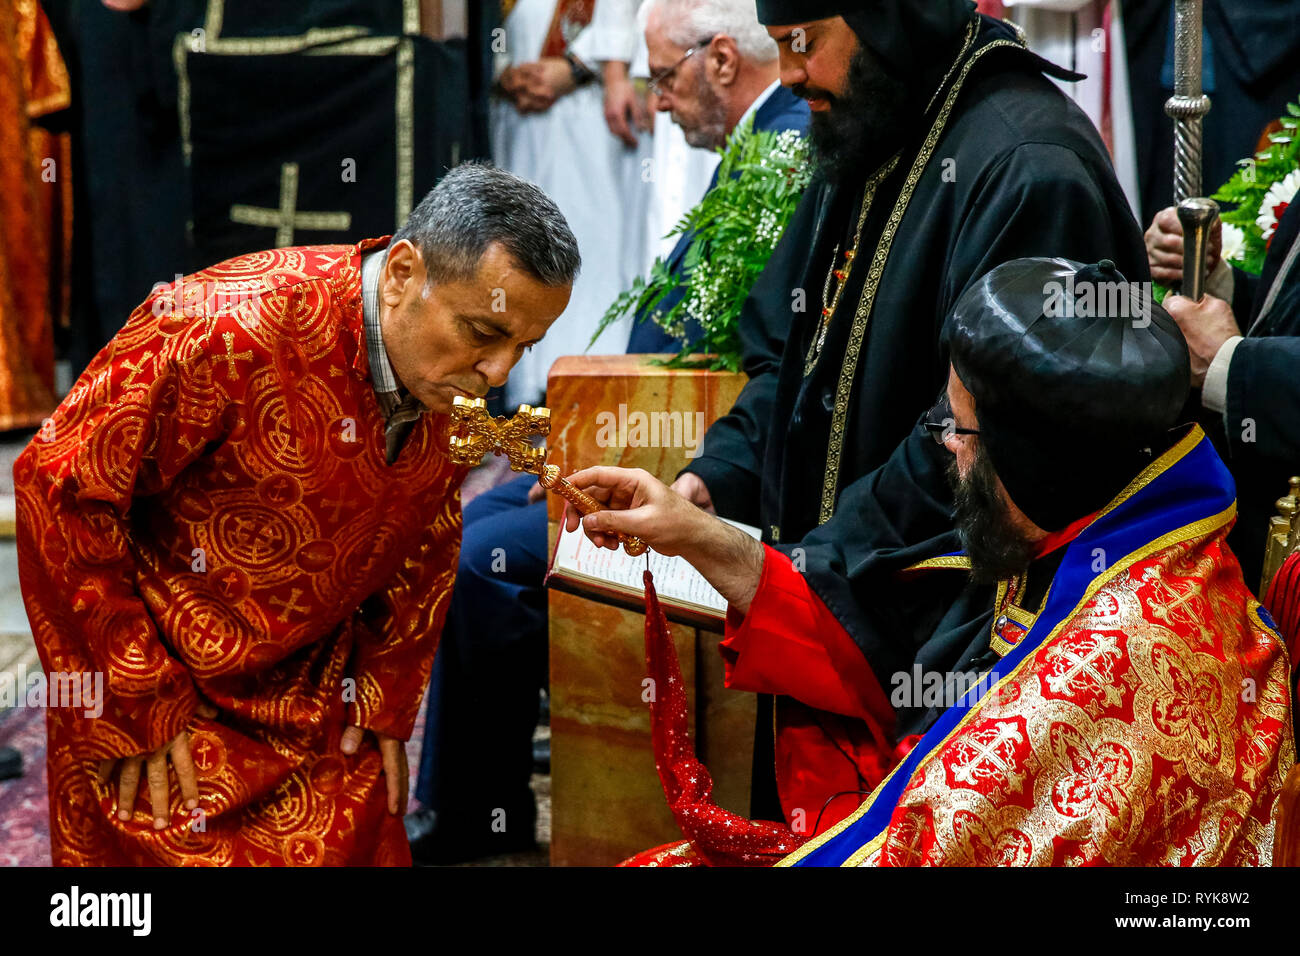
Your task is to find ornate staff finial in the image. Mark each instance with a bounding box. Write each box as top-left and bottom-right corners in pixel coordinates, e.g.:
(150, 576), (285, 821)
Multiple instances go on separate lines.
(448, 396), (648, 556)
(1165, 0), (1219, 299)
(1165, 0), (1210, 203)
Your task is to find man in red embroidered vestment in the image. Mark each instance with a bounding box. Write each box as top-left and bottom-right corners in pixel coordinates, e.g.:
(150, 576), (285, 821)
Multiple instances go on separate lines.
(14, 163), (579, 865)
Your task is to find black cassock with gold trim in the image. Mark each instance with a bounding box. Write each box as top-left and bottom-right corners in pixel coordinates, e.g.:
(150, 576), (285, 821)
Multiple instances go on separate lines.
(685, 4), (1152, 817)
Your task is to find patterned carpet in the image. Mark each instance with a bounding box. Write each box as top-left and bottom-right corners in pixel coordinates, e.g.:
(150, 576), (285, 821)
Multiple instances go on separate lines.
(0, 450), (552, 866)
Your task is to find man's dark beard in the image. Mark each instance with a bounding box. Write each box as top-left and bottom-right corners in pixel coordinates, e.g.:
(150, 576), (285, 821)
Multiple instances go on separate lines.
(947, 445), (1037, 585)
(800, 44), (911, 185)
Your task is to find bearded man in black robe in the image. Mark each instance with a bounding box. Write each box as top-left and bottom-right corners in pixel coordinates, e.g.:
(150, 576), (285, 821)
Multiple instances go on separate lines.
(664, 0), (1152, 820)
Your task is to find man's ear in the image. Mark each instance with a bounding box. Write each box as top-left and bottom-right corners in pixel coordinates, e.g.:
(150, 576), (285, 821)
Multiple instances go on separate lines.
(712, 35), (740, 85)
(381, 239), (422, 307)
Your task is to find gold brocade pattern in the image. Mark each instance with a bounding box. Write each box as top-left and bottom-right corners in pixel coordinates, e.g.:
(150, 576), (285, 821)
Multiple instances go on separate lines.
(782, 513), (1294, 866)
(15, 242), (468, 865)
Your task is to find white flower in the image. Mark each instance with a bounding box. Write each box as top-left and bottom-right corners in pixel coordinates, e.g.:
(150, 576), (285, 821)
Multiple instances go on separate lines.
(1255, 167), (1300, 240)
(1221, 222), (1246, 264)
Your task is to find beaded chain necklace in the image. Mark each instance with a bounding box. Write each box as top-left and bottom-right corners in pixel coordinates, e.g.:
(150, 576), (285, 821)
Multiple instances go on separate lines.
(803, 195), (871, 376)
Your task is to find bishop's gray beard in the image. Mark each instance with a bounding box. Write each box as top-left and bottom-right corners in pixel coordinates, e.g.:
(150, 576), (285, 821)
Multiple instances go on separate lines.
(803, 45), (912, 185)
(947, 446), (1037, 586)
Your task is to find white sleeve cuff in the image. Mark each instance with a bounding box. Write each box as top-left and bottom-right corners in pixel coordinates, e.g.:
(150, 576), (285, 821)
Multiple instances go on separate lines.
(1206, 256), (1235, 302)
(1202, 335), (1243, 414)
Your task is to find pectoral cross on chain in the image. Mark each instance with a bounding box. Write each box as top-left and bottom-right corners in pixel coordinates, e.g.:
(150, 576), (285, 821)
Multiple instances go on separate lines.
(448, 397), (647, 555)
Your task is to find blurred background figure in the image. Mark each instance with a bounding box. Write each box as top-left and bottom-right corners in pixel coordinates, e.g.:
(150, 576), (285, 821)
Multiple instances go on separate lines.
(627, 0), (807, 351)
(0, 0), (66, 432)
(0, 0), (72, 789)
(1123, 0), (1300, 227)
(491, 0), (651, 408)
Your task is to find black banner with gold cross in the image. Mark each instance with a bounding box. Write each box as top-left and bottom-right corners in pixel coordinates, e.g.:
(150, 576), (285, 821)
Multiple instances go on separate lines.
(177, 0), (473, 269)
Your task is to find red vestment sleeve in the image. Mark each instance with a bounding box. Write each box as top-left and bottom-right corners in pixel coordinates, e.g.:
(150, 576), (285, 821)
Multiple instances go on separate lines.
(346, 487), (464, 741)
(720, 545), (895, 739)
(13, 288), (231, 756)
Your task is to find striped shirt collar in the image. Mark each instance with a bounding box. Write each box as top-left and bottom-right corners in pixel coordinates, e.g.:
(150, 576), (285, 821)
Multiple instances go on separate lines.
(361, 249), (403, 398)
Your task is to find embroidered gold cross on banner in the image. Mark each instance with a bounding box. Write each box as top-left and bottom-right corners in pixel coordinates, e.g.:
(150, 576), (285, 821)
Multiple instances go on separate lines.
(229, 162), (352, 247)
(448, 397), (648, 555)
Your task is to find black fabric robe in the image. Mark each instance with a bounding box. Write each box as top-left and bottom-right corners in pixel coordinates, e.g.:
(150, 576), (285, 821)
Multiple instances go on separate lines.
(684, 15), (1151, 816)
(1207, 197), (1300, 588)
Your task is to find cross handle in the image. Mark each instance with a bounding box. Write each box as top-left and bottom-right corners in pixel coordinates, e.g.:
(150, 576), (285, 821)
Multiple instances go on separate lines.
(542, 465), (648, 556)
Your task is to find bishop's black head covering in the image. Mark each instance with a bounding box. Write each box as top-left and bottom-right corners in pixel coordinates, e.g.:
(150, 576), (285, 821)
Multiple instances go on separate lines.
(941, 258), (1190, 532)
(755, 0), (976, 92)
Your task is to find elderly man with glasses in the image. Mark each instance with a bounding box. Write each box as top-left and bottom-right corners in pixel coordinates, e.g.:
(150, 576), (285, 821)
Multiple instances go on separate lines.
(628, 0), (810, 352)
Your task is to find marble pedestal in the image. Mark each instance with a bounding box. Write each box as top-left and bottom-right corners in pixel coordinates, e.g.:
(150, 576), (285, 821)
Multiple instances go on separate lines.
(544, 355), (754, 866)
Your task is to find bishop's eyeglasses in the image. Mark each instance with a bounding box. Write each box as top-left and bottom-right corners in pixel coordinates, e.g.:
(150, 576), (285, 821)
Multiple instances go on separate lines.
(922, 397), (980, 445)
(648, 37), (715, 96)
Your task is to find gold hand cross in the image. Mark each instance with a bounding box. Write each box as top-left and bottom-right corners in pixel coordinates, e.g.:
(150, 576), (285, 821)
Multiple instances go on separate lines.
(448, 397), (647, 556)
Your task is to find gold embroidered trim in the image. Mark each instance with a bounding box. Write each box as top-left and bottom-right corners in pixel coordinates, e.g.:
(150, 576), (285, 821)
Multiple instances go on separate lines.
(395, 37), (415, 225)
(1095, 425), (1202, 520)
(304, 36), (402, 55)
(1004, 604), (1036, 629)
(986, 573), (1039, 656)
(176, 0), (422, 230)
(903, 554), (973, 571)
(817, 37), (1022, 525)
(199, 0), (422, 43)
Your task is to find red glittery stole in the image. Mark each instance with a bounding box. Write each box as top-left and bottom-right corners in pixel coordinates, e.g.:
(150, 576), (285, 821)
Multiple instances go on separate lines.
(642, 570), (806, 866)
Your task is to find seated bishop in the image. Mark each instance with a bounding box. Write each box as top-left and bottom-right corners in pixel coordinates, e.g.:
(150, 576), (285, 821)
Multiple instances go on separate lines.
(14, 163), (579, 866)
(569, 257), (1295, 866)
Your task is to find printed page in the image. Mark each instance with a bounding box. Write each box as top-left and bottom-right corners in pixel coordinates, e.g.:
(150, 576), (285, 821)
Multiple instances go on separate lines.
(551, 518), (760, 613)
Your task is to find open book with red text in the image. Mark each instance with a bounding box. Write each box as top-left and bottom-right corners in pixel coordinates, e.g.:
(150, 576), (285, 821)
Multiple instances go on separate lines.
(545, 517), (762, 630)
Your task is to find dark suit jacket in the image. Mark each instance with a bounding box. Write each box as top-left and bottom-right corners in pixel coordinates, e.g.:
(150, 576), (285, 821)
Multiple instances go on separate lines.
(1218, 197), (1300, 585)
(626, 84), (810, 353)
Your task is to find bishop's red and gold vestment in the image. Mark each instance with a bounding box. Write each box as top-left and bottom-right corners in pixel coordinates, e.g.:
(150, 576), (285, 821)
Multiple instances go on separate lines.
(629, 427), (1295, 866)
(14, 240), (466, 865)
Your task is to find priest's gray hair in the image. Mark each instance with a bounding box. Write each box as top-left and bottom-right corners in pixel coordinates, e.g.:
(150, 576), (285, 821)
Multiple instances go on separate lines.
(644, 0), (778, 63)
(392, 161), (581, 288)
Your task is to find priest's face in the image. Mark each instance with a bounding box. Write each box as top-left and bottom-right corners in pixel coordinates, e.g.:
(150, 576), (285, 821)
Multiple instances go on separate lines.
(379, 239), (570, 413)
(943, 368), (1038, 584)
(645, 20), (728, 149)
(768, 17), (908, 182)
(766, 17), (856, 112)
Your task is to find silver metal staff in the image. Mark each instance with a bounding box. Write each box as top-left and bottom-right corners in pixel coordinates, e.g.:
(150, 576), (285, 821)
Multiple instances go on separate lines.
(1164, 0), (1218, 299)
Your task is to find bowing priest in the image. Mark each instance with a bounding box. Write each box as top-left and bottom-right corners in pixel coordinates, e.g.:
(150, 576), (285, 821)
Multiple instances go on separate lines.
(573, 258), (1295, 866)
(667, 0), (1150, 824)
(14, 163), (580, 866)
